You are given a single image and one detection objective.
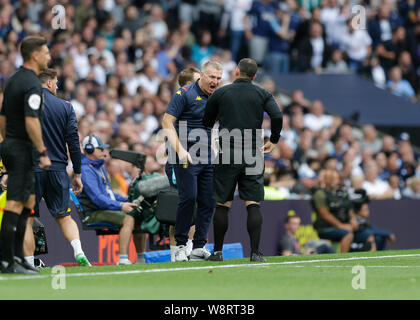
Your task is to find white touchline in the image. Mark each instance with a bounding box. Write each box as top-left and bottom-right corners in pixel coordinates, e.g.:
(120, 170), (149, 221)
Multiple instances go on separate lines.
(1, 253), (420, 281)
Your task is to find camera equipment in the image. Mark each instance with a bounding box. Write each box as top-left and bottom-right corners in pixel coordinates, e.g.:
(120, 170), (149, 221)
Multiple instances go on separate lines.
(109, 149), (171, 249)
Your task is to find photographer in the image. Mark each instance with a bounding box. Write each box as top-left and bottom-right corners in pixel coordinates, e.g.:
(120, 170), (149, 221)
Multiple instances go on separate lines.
(78, 135), (145, 265)
(312, 169), (378, 253)
(351, 189), (396, 251)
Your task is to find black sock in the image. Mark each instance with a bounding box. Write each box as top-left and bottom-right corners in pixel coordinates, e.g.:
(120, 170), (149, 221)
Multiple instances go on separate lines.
(213, 205), (230, 252)
(246, 204), (262, 255)
(14, 208), (31, 259)
(0, 210), (20, 264)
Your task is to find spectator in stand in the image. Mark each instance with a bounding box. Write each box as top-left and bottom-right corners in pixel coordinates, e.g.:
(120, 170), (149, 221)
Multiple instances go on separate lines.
(192, 29), (215, 65)
(324, 48), (350, 74)
(381, 134), (396, 157)
(320, 0), (343, 47)
(244, 0), (277, 66)
(362, 160), (394, 199)
(398, 50), (419, 94)
(387, 66), (416, 101)
(219, 0), (253, 62)
(402, 177), (420, 199)
(296, 21), (331, 73)
(293, 6), (326, 51)
(303, 99), (333, 132)
(267, 4), (297, 75)
(374, 151), (389, 181)
(148, 4), (169, 43)
(368, 3), (403, 49)
(361, 124), (382, 154)
(197, 0), (223, 45)
(376, 26), (408, 75)
(340, 16), (372, 72)
(359, 55), (387, 89)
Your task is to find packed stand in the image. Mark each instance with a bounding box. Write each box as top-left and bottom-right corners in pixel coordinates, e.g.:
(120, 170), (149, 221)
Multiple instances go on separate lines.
(0, 0), (419, 201)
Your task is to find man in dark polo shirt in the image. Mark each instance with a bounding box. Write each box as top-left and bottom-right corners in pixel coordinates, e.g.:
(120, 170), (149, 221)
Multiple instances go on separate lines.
(203, 58), (283, 262)
(162, 60), (223, 262)
(0, 36), (51, 274)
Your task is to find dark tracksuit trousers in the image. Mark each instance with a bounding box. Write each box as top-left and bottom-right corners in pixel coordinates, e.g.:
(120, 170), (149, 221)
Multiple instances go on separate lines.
(173, 163), (215, 249)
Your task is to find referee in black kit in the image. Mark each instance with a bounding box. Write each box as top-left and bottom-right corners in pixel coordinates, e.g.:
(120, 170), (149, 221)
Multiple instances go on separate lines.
(202, 58), (283, 262)
(0, 36), (51, 274)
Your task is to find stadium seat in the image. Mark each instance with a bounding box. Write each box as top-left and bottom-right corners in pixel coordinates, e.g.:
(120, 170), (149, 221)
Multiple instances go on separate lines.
(69, 189), (121, 235)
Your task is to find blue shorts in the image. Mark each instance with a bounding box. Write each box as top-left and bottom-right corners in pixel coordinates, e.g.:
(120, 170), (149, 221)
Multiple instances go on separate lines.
(34, 170), (71, 218)
(317, 227), (351, 242)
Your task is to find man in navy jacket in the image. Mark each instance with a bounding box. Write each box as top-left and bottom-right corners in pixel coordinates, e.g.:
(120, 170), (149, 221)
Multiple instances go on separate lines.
(27, 69), (90, 267)
(78, 135), (143, 265)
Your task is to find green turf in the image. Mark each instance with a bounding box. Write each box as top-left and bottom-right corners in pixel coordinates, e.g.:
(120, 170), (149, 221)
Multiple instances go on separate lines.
(1, 249), (420, 300)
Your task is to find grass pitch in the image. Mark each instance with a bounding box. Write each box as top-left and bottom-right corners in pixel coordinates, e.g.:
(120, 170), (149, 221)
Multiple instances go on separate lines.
(1, 249), (420, 300)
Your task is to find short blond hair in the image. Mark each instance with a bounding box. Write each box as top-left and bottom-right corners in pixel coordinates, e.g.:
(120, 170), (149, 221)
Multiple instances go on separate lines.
(202, 60), (223, 74)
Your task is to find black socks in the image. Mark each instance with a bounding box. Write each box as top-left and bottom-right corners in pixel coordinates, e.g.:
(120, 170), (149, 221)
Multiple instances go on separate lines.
(14, 208), (31, 260)
(213, 203), (262, 255)
(0, 210), (19, 264)
(213, 205), (230, 252)
(246, 204), (262, 255)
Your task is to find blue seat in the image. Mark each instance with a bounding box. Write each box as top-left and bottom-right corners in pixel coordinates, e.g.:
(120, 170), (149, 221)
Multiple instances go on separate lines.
(69, 189), (120, 234)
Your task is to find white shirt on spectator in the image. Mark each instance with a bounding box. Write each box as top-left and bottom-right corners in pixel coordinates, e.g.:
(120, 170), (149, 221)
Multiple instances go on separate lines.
(93, 64), (107, 86)
(221, 0), (253, 32)
(379, 19), (392, 42)
(298, 163), (317, 179)
(303, 113), (333, 132)
(73, 53), (90, 79)
(340, 29), (372, 62)
(70, 99), (85, 117)
(310, 37), (324, 69)
(362, 179), (390, 197)
(320, 6), (340, 45)
(137, 74), (161, 95)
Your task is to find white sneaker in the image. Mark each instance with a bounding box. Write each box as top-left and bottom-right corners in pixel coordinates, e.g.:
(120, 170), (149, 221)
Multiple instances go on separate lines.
(175, 245), (188, 262)
(117, 259), (132, 265)
(189, 247), (211, 261)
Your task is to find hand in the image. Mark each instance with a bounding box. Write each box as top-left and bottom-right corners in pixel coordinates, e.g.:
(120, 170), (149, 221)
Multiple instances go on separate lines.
(339, 223), (353, 231)
(39, 155), (51, 170)
(122, 202), (138, 213)
(261, 141), (275, 154)
(1, 174), (7, 190)
(245, 29), (253, 40)
(72, 173), (83, 196)
(388, 234), (396, 245)
(178, 148), (192, 166)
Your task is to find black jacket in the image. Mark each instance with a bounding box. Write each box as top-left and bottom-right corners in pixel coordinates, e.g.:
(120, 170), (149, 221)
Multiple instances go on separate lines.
(203, 78), (283, 147)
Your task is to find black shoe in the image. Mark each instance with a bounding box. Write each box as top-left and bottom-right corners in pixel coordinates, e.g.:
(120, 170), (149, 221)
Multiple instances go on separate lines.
(1, 260), (37, 274)
(250, 252), (267, 262)
(15, 257), (39, 273)
(34, 258), (46, 269)
(208, 251), (223, 262)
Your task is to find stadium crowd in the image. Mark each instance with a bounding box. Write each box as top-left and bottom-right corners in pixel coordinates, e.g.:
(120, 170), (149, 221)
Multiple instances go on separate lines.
(0, 0), (419, 202)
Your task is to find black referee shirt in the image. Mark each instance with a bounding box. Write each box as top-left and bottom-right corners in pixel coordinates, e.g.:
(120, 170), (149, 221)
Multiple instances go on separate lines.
(203, 78), (283, 146)
(1, 67), (43, 142)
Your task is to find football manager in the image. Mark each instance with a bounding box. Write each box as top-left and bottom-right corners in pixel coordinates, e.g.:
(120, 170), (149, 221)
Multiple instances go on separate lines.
(202, 58), (283, 262)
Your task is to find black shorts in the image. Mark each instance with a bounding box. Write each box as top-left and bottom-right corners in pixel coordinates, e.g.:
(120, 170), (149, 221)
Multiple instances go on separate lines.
(213, 162), (264, 203)
(0, 138), (36, 202)
(34, 170), (71, 218)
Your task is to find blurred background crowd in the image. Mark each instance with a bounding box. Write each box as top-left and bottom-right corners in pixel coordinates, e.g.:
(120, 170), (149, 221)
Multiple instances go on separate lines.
(0, 0), (420, 200)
